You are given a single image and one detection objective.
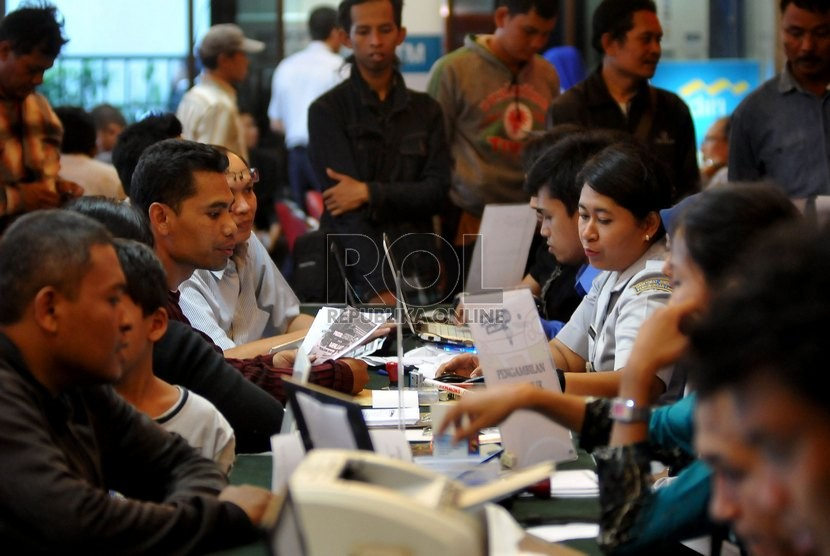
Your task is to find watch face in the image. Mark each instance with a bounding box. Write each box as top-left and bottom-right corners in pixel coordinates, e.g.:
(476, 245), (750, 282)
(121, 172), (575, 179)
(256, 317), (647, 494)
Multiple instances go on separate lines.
(610, 398), (650, 423)
(610, 401), (628, 420)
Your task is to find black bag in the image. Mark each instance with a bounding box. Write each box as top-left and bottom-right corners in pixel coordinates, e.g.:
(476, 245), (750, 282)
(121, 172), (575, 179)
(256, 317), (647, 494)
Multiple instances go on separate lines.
(292, 230), (353, 304)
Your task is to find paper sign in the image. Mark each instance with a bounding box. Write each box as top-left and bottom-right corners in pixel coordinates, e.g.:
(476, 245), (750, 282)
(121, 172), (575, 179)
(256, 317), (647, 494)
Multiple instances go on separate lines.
(464, 289), (577, 466)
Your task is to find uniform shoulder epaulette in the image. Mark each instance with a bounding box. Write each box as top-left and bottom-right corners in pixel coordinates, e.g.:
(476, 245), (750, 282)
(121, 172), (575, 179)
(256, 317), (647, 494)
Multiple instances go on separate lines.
(630, 276), (672, 295)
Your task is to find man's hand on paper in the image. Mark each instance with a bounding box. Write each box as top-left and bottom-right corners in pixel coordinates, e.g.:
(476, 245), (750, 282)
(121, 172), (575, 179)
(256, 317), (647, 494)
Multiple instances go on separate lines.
(435, 353), (482, 379)
(271, 349), (317, 369)
(436, 383), (534, 443)
(363, 325), (392, 343)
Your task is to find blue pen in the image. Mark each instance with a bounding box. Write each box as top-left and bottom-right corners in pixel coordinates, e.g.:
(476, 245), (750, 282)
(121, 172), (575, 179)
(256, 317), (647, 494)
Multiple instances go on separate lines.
(478, 449), (504, 465)
(454, 449), (505, 483)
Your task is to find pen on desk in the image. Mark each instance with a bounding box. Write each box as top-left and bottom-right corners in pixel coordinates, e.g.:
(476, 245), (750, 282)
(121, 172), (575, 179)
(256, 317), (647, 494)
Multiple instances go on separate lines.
(478, 449), (504, 465)
(422, 377), (473, 396)
(454, 450), (505, 483)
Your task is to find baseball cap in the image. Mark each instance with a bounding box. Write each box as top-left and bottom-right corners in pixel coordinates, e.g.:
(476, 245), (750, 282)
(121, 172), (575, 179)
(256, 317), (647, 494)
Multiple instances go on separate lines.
(197, 24), (265, 61)
(659, 193), (701, 235)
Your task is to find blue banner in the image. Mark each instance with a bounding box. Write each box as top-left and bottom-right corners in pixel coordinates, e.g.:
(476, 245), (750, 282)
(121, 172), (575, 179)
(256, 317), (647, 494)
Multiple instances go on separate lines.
(652, 59), (762, 148)
(397, 35), (443, 73)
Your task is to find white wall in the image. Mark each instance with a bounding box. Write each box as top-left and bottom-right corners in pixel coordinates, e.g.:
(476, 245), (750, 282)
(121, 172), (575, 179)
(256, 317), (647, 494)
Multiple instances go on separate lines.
(401, 0), (443, 91)
(655, 0), (709, 59)
(744, 0), (777, 78)
(403, 0), (442, 35)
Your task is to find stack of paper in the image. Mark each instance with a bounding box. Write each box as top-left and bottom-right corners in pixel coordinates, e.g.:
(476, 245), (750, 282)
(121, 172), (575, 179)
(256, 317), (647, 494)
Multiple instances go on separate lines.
(525, 523), (599, 543)
(362, 407), (421, 427)
(362, 390), (421, 427)
(549, 469), (599, 498)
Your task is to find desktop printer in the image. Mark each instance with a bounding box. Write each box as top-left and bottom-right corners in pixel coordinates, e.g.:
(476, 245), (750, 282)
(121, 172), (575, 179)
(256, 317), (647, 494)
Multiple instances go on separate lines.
(269, 449), (560, 556)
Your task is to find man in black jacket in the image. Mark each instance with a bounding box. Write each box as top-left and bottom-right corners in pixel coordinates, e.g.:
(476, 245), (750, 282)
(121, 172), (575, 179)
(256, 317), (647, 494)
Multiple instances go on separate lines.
(0, 210), (271, 554)
(308, 0), (451, 305)
(547, 0), (699, 201)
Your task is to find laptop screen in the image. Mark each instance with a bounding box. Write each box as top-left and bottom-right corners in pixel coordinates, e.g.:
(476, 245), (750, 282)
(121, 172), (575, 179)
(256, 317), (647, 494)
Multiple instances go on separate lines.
(283, 377), (374, 453)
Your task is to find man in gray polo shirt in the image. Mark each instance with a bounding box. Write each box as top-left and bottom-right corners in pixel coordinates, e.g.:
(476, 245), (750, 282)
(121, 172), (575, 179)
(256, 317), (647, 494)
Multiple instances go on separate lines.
(729, 0), (830, 198)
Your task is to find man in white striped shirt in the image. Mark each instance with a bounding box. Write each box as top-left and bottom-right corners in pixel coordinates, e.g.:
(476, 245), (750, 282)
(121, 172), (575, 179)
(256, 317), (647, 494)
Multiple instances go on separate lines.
(179, 148), (313, 359)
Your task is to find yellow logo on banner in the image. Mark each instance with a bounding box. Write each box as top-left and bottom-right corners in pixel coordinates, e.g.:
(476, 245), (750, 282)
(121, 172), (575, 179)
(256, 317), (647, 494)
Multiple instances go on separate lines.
(679, 78), (750, 97)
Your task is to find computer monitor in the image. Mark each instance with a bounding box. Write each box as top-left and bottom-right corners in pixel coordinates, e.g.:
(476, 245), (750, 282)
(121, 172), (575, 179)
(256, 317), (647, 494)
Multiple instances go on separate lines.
(282, 376), (374, 453)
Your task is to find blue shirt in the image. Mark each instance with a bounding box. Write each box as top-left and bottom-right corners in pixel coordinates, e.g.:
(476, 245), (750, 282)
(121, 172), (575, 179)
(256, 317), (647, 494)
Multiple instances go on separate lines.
(729, 65), (830, 197)
(593, 394), (714, 554)
(541, 264), (600, 339)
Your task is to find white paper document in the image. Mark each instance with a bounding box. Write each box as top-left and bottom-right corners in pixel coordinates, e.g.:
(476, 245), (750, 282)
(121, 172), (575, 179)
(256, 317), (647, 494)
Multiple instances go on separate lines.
(465, 289), (577, 466)
(371, 389), (419, 409)
(301, 306), (384, 360)
(486, 504), (533, 554)
(465, 203), (537, 293)
(550, 469), (599, 498)
(361, 406), (421, 427)
(526, 523), (600, 543)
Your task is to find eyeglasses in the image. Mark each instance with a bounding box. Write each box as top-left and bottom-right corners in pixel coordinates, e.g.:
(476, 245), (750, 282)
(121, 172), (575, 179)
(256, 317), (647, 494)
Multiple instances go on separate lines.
(226, 167), (260, 184)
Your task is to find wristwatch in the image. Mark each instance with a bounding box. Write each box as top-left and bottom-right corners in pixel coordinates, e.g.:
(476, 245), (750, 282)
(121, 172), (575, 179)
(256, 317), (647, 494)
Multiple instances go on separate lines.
(609, 398), (651, 423)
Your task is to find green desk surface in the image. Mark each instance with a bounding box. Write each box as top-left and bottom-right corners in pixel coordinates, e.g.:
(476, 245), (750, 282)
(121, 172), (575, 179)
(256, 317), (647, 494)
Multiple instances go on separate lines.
(222, 449), (601, 556)
(220, 314), (602, 555)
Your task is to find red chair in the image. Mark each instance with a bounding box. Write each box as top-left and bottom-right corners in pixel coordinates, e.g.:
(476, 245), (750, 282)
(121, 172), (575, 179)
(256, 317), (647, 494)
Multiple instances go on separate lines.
(275, 201), (309, 252)
(305, 190), (324, 221)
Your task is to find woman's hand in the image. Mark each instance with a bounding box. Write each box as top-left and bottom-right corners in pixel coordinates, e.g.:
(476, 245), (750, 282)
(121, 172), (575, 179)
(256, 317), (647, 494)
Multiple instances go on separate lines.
(435, 383), (535, 443)
(621, 298), (701, 394)
(435, 354), (481, 379)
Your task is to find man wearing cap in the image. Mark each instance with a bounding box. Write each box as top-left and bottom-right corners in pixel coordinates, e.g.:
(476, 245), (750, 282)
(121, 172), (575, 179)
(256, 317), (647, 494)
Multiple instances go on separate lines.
(176, 24), (264, 160)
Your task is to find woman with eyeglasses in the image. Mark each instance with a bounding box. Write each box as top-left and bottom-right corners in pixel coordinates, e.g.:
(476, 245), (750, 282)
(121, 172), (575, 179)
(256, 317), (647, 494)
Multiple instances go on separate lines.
(178, 147), (315, 360)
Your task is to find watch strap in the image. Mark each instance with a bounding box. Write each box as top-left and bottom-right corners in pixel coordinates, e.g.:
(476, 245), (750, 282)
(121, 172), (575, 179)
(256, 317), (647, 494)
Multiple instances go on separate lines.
(609, 397), (651, 423)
